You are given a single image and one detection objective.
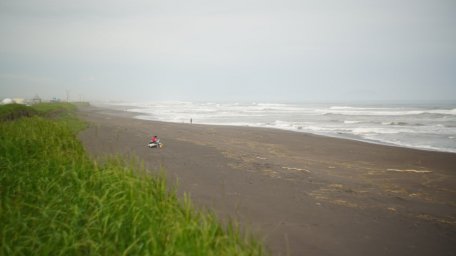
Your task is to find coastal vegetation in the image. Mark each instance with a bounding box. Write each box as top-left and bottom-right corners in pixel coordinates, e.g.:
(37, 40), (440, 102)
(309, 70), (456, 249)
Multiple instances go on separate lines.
(0, 103), (38, 122)
(0, 103), (264, 255)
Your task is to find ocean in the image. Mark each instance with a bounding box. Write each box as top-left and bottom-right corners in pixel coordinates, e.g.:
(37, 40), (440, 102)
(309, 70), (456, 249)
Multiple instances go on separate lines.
(106, 101), (456, 153)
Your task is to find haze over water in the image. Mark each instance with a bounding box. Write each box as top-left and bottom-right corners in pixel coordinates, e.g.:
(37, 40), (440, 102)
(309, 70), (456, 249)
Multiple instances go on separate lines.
(1, 1), (455, 104)
(2, 1), (455, 151)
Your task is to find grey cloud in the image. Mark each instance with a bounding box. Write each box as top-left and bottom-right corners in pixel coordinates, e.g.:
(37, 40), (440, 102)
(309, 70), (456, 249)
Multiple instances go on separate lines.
(0, 0), (455, 102)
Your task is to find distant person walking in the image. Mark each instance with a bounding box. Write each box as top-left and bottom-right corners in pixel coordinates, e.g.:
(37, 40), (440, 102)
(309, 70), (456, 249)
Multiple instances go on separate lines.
(190, 118), (192, 124)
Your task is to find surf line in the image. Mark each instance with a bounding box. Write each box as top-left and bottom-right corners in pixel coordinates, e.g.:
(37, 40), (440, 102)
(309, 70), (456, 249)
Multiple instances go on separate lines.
(387, 169), (432, 173)
(282, 167), (311, 173)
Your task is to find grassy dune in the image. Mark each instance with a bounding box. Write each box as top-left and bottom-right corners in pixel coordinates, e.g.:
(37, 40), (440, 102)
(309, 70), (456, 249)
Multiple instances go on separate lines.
(0, 103), (264, 255)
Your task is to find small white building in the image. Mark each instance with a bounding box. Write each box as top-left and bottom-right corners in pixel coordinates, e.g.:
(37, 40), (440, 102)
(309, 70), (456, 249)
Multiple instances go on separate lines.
(2, 98), (14, 104)
(32, 95), (42, 104)
(13, 98), (25, 104)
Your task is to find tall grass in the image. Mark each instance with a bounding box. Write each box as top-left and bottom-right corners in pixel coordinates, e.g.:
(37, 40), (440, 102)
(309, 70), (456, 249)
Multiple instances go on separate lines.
(33, 102), (87, 132)
(0, 105), (264, 255)
(0, 104), (38, 121)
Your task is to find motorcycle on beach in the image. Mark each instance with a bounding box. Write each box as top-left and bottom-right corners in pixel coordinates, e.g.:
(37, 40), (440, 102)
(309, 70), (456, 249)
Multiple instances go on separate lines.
(148, 139), (163, 149)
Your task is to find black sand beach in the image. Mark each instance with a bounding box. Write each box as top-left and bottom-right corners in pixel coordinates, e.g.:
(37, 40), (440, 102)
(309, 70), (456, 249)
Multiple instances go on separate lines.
(77, 105), (456, 256)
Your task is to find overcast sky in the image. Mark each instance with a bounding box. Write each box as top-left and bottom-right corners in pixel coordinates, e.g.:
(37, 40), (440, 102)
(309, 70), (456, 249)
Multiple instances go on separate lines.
(0, 0), (455, 102)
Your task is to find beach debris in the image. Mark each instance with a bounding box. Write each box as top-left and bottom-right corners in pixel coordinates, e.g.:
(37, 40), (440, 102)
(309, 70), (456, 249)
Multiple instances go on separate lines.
(282, 166), (311, 173)
(262, 169), (280, 178)
(226, 192), (241, 196)
(329, 184), (343, 189)
(256, 156), (267, 160)
(416, 214), (456, 225)
(333, 199), (358, 208)
(387, 168), (432, 173)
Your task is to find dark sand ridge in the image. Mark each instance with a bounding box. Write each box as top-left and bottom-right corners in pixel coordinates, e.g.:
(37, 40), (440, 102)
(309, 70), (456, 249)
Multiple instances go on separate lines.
(77, 105), (456, 256)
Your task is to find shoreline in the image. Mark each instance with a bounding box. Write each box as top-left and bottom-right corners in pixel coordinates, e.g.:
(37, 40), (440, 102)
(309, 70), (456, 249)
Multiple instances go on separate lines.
(137, 115), (456, 154)
(98, 102), (456, 155)
(78, 104), (456, 256)
(95, 101), (456, 154)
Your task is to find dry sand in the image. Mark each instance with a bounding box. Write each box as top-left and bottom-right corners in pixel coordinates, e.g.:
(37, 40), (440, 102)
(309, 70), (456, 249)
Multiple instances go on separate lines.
(77, 105), (456, 256)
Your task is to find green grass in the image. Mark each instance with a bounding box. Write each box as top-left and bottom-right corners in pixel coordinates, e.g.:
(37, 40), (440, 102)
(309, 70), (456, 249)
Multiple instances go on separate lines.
(0, 102), (86, 132)
(0, 104), (264, 255)
(0, 104), (38, 122)
(33, 102), (87, 132)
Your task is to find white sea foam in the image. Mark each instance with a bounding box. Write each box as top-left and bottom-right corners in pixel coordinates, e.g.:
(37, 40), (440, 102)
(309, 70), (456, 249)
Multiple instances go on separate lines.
(330, 106), (393, 110)
(352, 127), (413, 135)
(319, 107), (456, 116)
(344, 120), (361, 124)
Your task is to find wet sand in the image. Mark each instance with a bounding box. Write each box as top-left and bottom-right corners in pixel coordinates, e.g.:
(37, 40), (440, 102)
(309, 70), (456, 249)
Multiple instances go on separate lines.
(77, 105), (456, 256)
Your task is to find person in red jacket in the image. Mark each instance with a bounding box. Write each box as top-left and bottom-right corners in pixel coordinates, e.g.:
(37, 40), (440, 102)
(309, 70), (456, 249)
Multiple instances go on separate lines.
(151, 135), (158, 143)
